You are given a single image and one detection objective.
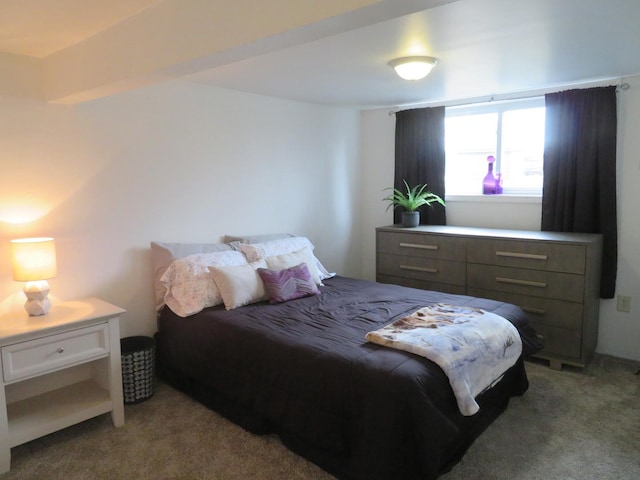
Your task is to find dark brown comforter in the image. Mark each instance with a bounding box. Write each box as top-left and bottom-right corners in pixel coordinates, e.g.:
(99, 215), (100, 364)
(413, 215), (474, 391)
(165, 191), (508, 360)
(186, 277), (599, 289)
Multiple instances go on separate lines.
(155, 276), (541, 480)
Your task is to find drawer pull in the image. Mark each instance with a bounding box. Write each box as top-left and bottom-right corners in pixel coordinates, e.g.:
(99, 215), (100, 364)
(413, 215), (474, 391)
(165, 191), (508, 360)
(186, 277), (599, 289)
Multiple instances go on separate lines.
(56, 347), (65, 354)
(399, 242), (438, 251)
(496, 251), (548, 260)
(521, 307), (547, 315)
(495, 277), (547, 288)
(536, 333), (545, 340)
(400, 265), (438, 274)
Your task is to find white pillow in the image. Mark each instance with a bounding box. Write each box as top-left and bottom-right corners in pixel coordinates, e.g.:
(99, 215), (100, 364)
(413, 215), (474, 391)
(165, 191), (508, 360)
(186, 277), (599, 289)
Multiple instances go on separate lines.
(236, 236), (334, 281)
(223, 233), (293, 245)
(160, 250), (247, 317)
(265, 247), (323, 286)
(209, 260), (267, 310)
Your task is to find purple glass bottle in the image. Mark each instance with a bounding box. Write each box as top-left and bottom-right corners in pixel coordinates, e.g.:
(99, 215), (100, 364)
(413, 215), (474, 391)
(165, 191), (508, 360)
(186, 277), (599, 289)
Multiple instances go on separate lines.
(483, 155), (496, 194)
(495, 172), (503, 194)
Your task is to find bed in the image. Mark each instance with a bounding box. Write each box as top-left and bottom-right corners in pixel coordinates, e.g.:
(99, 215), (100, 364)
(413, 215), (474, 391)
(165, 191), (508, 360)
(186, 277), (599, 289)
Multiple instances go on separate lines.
(151, 237), (542, 480)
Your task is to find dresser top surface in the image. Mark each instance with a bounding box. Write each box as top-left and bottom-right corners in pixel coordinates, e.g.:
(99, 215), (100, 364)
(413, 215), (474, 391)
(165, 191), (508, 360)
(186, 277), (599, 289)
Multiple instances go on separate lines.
(377, 225), (602, 244)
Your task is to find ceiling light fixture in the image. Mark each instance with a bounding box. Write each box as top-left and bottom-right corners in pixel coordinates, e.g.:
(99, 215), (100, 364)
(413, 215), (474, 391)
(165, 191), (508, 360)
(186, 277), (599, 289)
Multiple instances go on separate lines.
(389, 56), (438, 81)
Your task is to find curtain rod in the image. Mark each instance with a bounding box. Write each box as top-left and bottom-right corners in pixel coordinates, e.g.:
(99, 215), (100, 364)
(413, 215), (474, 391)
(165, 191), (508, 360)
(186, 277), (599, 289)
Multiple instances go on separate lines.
(388, 82), (631, 116)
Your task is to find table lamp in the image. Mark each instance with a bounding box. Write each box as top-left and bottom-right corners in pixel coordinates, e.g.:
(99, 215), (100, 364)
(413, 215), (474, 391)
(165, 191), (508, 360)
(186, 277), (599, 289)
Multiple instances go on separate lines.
(10, 237), (57, 316)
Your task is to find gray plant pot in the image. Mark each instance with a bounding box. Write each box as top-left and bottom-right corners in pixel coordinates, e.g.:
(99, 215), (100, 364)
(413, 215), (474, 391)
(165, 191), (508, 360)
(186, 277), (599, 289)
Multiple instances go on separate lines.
(401, 211), (420, 228)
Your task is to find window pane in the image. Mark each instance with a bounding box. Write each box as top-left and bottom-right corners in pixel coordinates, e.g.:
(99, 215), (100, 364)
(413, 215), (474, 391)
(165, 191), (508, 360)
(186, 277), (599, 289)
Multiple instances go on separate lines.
(500, 107), (545, 193)
(445, 113), (497, 195)
(445, 100), (545, 196)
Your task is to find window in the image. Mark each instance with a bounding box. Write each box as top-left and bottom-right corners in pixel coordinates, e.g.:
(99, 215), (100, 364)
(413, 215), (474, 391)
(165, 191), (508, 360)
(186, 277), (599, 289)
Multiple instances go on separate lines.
(445, 98), (545, 196)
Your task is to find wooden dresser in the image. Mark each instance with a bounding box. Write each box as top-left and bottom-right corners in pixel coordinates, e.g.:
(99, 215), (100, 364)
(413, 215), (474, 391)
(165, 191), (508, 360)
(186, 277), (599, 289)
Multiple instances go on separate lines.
(376, 225), (603, 370)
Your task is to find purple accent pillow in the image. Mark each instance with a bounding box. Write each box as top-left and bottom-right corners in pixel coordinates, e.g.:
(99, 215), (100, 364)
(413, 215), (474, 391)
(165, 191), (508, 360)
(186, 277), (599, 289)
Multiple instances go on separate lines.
(257, 263), (320, 304)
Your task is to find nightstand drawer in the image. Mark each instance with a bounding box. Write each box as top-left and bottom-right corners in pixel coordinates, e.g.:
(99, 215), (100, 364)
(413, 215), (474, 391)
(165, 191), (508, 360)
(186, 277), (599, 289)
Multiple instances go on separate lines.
(377, 231), (466, 260)
(467, 238), (586, 274)
(2, 324), (110, 383)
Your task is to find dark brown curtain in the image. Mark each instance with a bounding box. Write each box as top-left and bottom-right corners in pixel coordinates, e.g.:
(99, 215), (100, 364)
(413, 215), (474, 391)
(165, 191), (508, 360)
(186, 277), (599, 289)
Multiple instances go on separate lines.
(394, 107), (446, 225)
(541, 86), (618, 298)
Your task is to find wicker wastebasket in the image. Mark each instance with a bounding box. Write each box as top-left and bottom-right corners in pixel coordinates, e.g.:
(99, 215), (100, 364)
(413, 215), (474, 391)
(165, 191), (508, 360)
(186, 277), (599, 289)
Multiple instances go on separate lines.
(120, 336), (155, 404)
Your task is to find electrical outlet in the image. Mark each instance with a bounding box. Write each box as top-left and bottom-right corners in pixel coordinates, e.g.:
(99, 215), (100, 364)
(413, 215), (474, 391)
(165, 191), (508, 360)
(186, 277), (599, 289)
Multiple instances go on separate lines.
(617, 295), (631, 313)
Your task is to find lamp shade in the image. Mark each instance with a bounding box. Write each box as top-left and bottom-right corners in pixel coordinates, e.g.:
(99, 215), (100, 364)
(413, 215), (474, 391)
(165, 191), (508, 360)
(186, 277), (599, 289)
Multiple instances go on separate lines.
(389, 56), (438, 81)
(10, 237), (57, 282)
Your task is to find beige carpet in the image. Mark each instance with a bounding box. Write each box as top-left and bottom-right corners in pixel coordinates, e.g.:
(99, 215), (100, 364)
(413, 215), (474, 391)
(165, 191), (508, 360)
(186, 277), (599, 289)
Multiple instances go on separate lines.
(1, 355), (638, 480)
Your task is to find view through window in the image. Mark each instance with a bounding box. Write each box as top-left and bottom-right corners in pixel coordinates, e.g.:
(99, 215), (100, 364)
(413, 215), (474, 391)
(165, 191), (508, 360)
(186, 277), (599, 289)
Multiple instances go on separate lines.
(445, 98), (545, 196)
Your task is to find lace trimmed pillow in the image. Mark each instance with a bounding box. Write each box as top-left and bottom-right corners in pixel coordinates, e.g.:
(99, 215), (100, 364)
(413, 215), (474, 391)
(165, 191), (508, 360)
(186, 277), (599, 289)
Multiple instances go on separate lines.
(160, 250), (247, 317)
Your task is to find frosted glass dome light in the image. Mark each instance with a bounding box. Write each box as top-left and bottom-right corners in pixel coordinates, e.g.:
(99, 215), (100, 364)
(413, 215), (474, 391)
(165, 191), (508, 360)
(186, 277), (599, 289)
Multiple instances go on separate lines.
(389, 56), (438, 81)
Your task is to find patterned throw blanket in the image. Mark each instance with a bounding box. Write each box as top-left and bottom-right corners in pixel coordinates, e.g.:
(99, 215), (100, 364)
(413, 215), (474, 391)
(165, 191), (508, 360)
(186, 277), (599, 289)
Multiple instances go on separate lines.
(366, 303), (522, 416)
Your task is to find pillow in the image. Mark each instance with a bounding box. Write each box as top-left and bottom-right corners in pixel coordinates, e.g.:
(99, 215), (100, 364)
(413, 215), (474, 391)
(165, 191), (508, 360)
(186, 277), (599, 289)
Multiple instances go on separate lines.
(160, 250), (247, 317)
(236, 236), (314, 261)
(264, 247), (323, 286)
(257, 263), (320, 304)
(209, 259), (268, 310)
(236, 236), (334, 281)
(150, 241), (233, 310)
(223, 233), (293, 245)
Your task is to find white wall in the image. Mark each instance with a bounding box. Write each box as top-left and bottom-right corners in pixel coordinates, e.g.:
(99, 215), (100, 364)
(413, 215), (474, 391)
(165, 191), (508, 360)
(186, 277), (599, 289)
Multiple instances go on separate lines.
(598, 75), (640, 361)
(360, 76), (640, 361)
(0, 76), (362, 338)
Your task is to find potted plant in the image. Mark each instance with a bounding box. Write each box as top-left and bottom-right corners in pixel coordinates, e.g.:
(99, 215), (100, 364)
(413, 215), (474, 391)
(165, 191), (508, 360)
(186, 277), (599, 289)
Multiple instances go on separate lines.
(383, 180), (445, 227)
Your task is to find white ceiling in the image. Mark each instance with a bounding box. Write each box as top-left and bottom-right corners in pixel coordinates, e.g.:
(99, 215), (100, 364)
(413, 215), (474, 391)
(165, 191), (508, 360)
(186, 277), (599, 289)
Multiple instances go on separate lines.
(187, 0), (640, 108)
(0, 0), (162, 57)
(1, 0), (640, 109)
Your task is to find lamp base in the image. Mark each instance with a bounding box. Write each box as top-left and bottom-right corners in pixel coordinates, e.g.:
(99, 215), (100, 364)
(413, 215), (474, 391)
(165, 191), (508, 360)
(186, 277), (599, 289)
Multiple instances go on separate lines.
(23, 280), (51, 316)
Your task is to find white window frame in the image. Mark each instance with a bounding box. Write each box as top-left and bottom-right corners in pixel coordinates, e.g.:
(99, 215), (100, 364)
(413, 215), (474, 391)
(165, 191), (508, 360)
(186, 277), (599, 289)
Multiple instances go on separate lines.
(445, 96), (545, 197)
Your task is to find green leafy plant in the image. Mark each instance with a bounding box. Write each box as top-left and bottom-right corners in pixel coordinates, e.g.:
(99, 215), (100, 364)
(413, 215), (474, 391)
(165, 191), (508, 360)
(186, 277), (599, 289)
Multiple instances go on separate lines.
(383, 180), (445, 212)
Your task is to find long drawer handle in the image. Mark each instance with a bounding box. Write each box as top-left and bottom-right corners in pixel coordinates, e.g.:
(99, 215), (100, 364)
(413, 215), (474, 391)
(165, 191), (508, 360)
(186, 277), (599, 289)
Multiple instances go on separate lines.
(496, 251), (548, 260)
(521, 307), (547, 315)
(495, 277), (547, 288)
(400, 265), (438, 273)
(399, 242), (438, 251)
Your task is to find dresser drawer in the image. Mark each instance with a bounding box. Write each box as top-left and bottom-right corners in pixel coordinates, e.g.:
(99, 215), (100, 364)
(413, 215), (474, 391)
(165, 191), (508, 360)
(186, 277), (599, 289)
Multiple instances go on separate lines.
(530, 323), (582, 359)
(377, 231), (466, 260)
(467, 288), (583, 330)
(377, 274), (467, 295)
(467, 264), (584, 303)
(378, 253), (466, 286)
(468, 238), (586, 274)
(2, 324), (110, 383)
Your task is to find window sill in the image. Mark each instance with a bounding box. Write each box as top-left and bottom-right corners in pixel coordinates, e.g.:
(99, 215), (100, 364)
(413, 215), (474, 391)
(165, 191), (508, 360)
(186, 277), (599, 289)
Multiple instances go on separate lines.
(445, 194), (542, 204)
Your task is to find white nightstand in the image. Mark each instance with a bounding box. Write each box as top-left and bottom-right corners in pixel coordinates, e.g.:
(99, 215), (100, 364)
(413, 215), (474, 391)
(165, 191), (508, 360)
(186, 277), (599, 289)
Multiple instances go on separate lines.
(0, 297), (126, 473)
